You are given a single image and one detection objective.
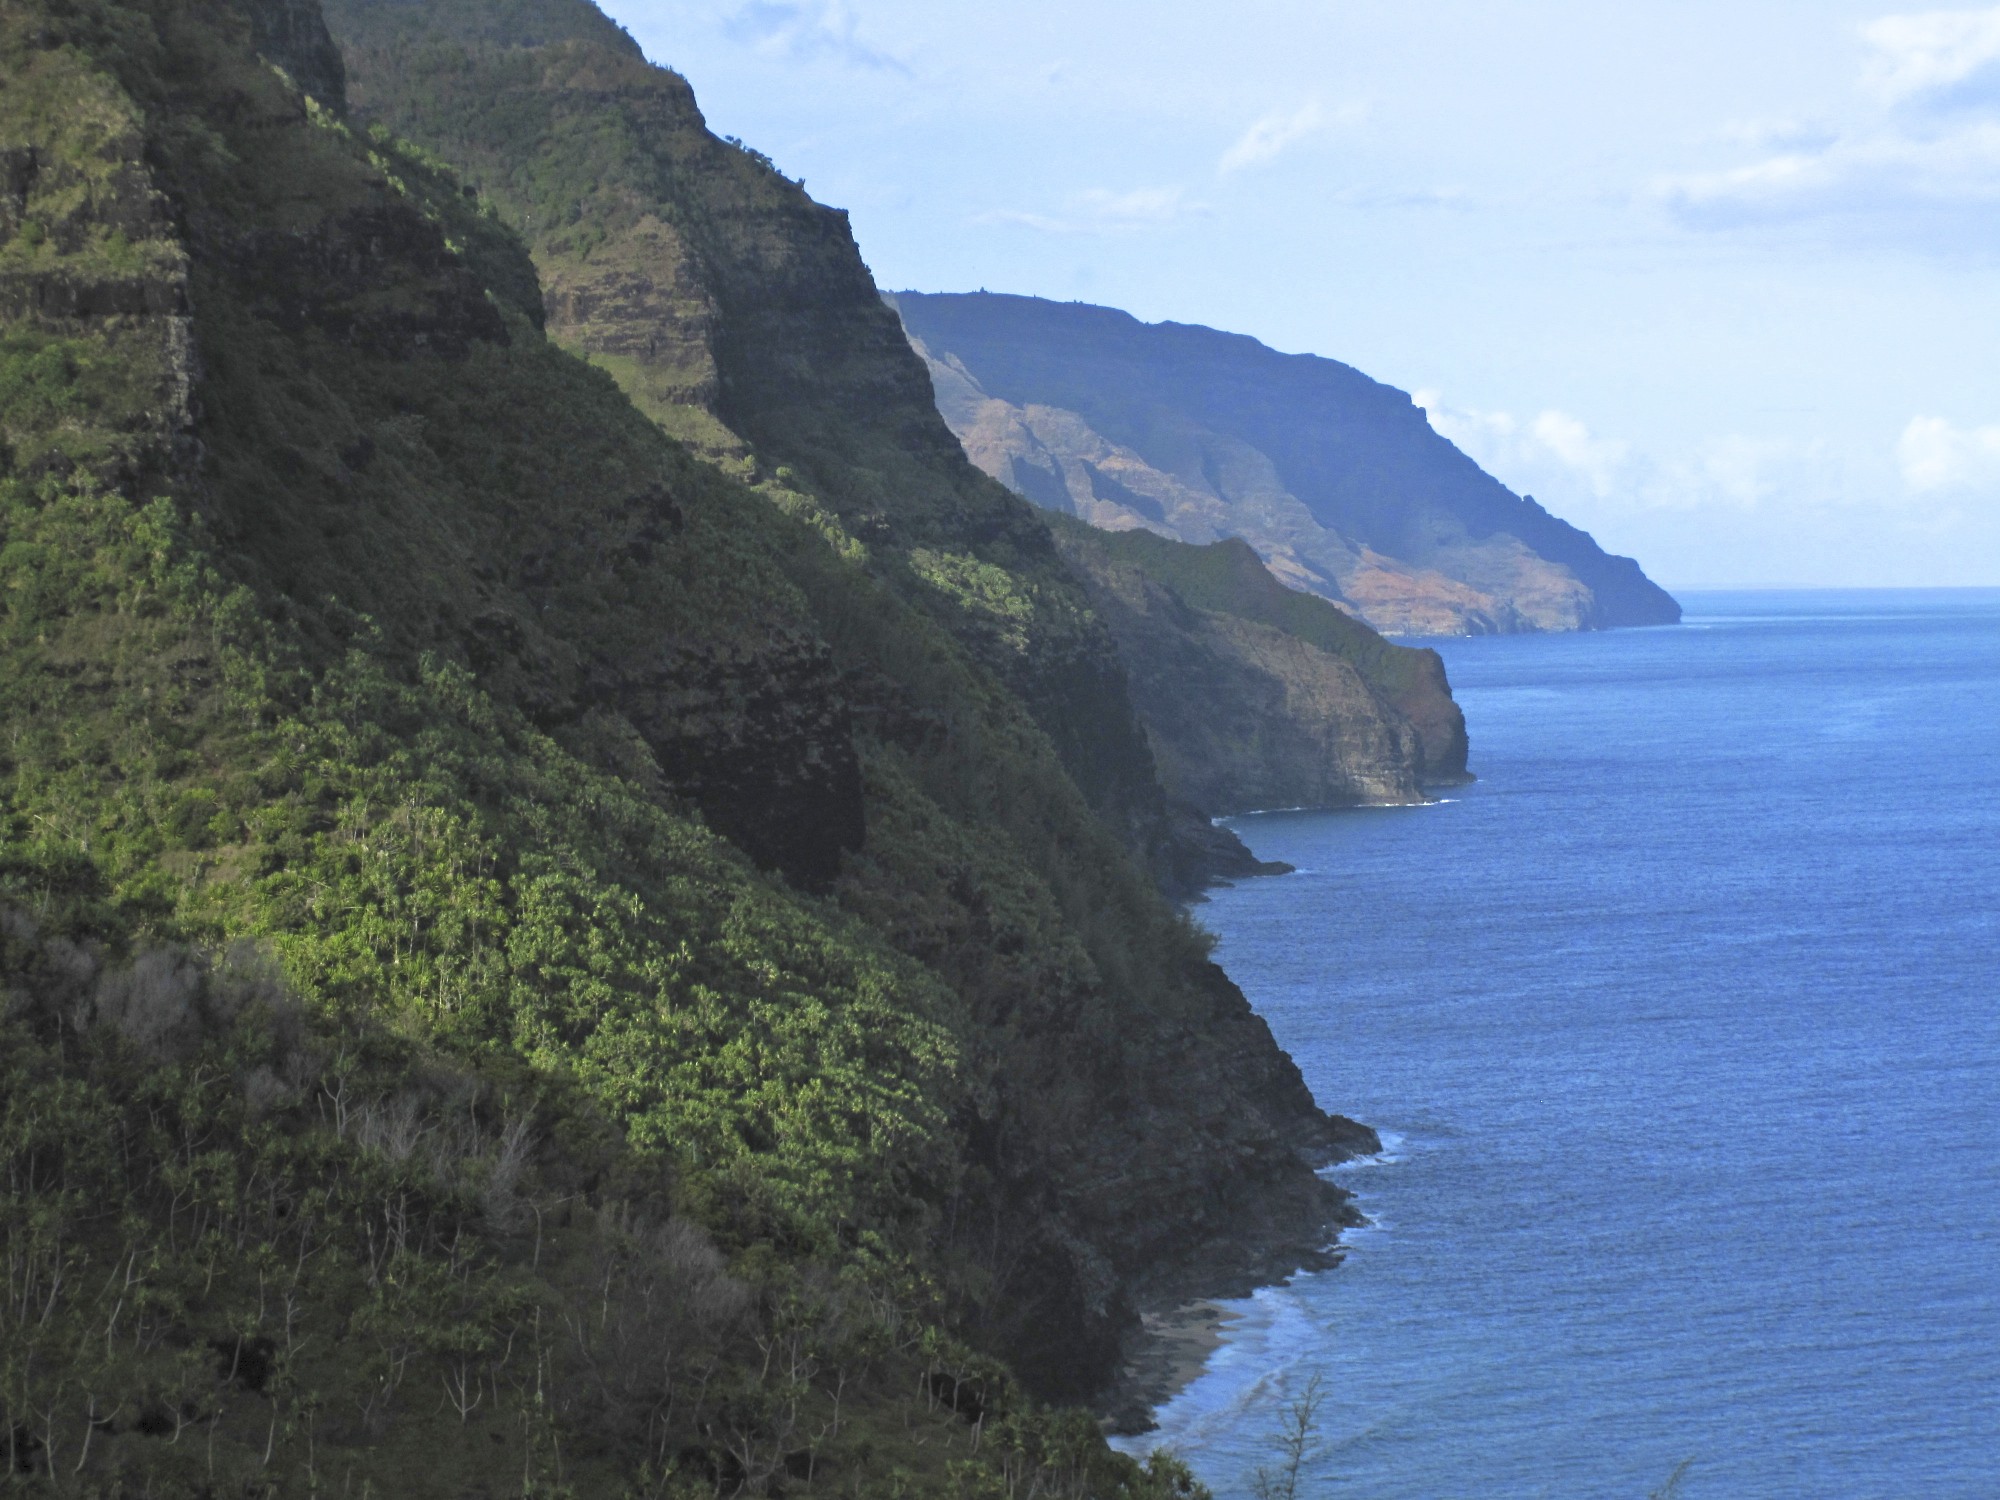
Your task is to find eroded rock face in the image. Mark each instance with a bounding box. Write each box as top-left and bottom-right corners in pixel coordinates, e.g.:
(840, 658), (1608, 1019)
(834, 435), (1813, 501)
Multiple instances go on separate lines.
(540, 219), (727, 416)
(243, 0), (349, 109)
(1054, 523), (1471, 814)
(898, 291), (1682, 638)
(0, 38), (194, 493)
(320, 0), (1394, 1405)
(219, 208), (509, 359)
(613, 634), (866, 892)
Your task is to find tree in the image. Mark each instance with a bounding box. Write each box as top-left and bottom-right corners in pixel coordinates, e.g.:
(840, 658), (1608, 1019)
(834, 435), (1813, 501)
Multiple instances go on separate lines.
(1250, 1368), (1328, 1500)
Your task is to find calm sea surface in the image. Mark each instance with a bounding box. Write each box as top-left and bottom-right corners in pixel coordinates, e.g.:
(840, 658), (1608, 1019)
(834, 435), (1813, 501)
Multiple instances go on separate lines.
(1122, 590), (2000, 1498)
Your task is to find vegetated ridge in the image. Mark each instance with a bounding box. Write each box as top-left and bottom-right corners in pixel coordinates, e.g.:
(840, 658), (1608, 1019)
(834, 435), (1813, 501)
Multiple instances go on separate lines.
(319, 0), (1462, 825)
(0, 0), (1397, 1494)
(1050, 518), (1469, 813)
(321, 0), (1239, 895)
(897, 290), (1683, 638)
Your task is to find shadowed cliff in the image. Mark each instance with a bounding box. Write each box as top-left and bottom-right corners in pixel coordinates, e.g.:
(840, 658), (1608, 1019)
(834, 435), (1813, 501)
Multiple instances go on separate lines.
(1052, 519), (1470, 813)
(0, 1), (1391, 1489)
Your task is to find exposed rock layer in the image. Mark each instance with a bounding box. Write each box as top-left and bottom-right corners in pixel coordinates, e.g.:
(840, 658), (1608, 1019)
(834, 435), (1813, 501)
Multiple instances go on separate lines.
(898, 291), (1683, 637)
(1053, 520), (1469, 813)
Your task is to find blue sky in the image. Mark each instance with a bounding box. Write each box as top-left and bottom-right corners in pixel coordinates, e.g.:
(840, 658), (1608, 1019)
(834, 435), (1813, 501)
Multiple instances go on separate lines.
(600, 0), (2000, 588)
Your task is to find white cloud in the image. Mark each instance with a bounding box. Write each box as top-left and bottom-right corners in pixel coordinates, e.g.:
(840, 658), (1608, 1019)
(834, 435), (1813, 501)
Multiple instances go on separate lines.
(1661, 8), (2000, 234)
(1332, 184), (1473, 211)
(1415, 392), (1821, 516)
(975, 209), (1071, 233)
(1073, 186), (1190, 222)
(1527, 411), (1630, 496)
(1416, 393), (1636, 503)
(1899, 414), (2000, 489)
(1219, 102), (1347, 174)
(1408, 394), (1989, 582)
(976, 185), (1202, 235)
(1694, 436), (1802, 507)
(1714, 118), (1841, 152)
(723, 1), (907, 73)
(1657, 120), (2000, 230)
(1862, 6), (2000, 105)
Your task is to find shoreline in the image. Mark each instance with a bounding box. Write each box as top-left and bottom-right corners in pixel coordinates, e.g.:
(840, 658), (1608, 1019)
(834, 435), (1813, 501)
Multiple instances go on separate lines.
(1098, 1227), (1364, 1438)
(1118, 818), (1388, 1436)
(1099, 1298), (1244, 1437)
(1100, 1126), (1383, 1436)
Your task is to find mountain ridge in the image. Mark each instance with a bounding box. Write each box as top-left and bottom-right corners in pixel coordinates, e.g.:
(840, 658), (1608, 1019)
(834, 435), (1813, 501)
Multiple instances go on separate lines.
(0, 1), (1440, 1492)
(895, 289), (1682, 638)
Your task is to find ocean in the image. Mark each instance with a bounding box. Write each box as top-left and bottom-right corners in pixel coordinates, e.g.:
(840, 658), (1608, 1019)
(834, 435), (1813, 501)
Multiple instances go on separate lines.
(1120, 590), (2000, 1498)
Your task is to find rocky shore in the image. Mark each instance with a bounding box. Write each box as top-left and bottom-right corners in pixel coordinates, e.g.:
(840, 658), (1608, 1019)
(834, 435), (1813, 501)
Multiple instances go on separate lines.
(1102, 1109), (1380, 1432)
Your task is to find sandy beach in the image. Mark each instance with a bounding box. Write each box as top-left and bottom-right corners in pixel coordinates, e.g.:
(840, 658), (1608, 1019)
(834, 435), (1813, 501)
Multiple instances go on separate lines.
(1101, 1299), (1243, 1436)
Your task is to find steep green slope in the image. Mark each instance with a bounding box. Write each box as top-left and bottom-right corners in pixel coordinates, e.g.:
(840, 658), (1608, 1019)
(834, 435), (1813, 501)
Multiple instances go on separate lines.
(318, 0), (1239, 896)
(314, 0), (1477, 848)
(898, 290), (1683, 637)
(0, 0), (1371, 1490)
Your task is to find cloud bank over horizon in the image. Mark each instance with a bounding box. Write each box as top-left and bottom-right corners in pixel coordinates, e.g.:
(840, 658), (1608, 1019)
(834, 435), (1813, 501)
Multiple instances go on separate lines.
(1901, 414), (2000, 491)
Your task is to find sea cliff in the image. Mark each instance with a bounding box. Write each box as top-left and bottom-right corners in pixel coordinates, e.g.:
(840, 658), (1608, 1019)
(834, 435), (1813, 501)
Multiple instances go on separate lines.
(0, 0), (1399, 1491)
(1051, 519), (1469, 813)
(899, 291), (1682, 638)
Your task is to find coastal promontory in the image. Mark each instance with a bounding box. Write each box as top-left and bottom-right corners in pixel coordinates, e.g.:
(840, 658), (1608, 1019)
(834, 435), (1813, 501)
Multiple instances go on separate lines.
(898, 290), (1682, 637)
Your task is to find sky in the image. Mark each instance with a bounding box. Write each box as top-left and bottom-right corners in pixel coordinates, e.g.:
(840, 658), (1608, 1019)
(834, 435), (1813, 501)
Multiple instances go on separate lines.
(598, 0), (2000, 589)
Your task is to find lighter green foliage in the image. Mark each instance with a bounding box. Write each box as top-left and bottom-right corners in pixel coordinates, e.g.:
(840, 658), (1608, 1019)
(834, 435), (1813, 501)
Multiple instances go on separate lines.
(0, 1), (1256, 1492)
(757, 475), (871, 564)
(0, 41), (159, 274)
(908, 548), (1038, 654)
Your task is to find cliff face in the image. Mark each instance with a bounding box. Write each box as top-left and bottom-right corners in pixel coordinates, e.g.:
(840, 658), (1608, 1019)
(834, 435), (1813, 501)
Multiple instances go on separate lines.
(1052, 520), (1469, 812)
(245, 0), (349, 106)
(0, 4), (1385, 1488)
(322, 0), (1263, 905)
(899, 291), (1683, 638)
(306, 0), (1390, 1382)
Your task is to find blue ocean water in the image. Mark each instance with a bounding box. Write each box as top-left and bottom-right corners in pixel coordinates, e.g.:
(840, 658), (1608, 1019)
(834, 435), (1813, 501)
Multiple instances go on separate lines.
(1125, 590), (2000, 1499)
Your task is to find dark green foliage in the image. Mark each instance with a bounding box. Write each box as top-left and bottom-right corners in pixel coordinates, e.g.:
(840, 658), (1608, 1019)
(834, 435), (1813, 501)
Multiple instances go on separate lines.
(0, 0), (1345, 1490)
(0, 455), (1196, 1492)
(0, 916), (1209, 1497)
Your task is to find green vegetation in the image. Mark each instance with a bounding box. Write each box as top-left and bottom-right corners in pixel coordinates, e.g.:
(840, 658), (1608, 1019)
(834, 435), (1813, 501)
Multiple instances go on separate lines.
(0, 459), (1205, 1492)
(0, 0), (1352, 1492)
(319, 0), (1208, 858)
(1051, 517), (1435, 704)
(907, 550), (1039, 657)
(0, 916), (1208, 1497)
